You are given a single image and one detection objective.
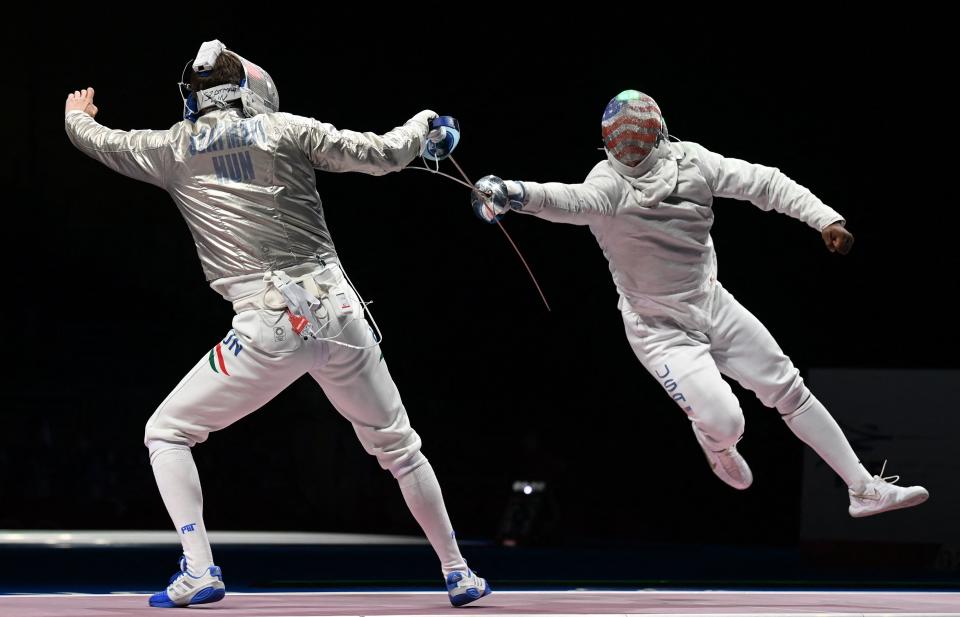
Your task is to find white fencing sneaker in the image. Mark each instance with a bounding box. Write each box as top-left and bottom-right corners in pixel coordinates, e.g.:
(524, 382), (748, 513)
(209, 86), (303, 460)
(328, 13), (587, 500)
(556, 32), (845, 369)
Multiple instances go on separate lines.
(848, 461), (929, 518)
(148, 555), (225, 608)
(446, 568), (491, 607)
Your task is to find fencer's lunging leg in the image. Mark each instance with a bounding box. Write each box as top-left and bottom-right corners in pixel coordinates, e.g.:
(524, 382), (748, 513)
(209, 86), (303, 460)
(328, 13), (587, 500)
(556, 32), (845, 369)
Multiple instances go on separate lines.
(149, 444), (214, 573)
(143, 310), (314, 574)
(311, 307), (467, 575)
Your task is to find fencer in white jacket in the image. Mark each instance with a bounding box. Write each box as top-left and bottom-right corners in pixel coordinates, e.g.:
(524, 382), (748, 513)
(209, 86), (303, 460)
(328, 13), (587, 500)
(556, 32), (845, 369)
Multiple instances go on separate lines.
(473, 90), (927, 518)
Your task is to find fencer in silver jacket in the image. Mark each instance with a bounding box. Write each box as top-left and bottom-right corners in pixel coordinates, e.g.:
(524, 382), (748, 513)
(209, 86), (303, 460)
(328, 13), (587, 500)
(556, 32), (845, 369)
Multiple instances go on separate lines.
(65, 106), (433, 281)
(62, 42), (491, 609)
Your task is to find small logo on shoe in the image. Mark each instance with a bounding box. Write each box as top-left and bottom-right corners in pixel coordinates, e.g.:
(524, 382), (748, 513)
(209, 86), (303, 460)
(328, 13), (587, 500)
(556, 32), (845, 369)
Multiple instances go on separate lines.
(851, 486), (881, 501)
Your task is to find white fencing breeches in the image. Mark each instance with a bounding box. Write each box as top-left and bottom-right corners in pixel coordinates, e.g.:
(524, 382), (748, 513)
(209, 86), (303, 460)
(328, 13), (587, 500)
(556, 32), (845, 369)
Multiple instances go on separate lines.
(144, 266), (423, 478)
(622, 282), (809, 450)
(621, 281), (870, 488)
(141, 265), (469, 574)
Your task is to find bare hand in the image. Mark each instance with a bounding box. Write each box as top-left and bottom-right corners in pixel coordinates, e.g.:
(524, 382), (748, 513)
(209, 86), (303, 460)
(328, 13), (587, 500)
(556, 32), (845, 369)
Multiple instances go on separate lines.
(821, 222), (854, 255)
(65, 87), (98, 118)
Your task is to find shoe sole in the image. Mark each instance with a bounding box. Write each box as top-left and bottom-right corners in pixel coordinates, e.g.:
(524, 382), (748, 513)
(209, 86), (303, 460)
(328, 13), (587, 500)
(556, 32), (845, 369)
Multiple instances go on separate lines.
(148, 598), (178, 608)
(849, 491), (929, 518)
(449, 585), (492, 607)
(148, 586), (225, 608)
(191, 587), (226, 605)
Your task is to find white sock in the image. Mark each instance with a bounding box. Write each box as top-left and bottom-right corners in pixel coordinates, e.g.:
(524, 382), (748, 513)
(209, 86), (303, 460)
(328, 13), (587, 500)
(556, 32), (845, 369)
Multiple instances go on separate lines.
(782, 394), (872, 491)
(397, 461), (468, 576)
(150, 445), (214, 574)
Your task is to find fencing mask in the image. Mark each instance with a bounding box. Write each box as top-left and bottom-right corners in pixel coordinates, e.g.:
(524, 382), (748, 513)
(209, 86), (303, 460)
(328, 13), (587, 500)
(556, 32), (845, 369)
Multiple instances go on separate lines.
(179, 39), (279, 122)
(600, 90), (667, 168)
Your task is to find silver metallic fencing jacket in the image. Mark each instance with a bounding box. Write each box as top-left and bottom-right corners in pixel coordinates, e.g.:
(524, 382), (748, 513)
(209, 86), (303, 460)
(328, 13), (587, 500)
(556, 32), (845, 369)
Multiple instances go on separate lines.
(518, 141), (844, 317)
(65, 108), (433, 281)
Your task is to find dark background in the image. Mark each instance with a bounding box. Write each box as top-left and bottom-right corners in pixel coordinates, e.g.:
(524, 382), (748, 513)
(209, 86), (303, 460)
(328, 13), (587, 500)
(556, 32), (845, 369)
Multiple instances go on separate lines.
(2, 12), (956, 583)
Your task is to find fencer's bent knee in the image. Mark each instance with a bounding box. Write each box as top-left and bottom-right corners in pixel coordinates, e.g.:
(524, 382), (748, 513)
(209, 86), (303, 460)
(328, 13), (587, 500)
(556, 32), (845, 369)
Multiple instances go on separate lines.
(769, 374), (809, 415)
(354, 421), (425, 479)
(368, 431), (426, 479)
(697, 411), (745, 450)
(731, 347), (808, 412)
(144, 411), (208, 451)
(145, 439), (191, 463)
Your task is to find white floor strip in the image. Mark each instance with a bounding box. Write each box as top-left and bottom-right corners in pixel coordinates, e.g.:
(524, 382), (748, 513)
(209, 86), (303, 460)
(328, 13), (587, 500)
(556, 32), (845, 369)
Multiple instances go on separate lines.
(0, 530), (426, 547)
(4, 589), (960, 597)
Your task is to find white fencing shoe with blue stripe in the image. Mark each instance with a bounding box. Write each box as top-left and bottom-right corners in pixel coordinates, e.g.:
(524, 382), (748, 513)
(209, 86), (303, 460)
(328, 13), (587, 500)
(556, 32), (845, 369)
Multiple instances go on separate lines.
(445, 568), (491, 607)
(148, 555), (225, 608)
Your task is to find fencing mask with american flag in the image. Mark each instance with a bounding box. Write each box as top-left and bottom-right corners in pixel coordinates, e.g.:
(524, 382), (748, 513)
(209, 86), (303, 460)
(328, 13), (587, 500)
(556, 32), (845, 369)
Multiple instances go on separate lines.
(601, 90), (667, 168)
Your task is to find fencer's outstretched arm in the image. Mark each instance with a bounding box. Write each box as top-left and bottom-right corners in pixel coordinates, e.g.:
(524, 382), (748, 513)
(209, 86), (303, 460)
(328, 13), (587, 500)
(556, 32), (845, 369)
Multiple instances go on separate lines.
(685, 142), (844, 232)
(64, 88), (173, 188)
(476, 165), (620, 226)
(282, 110), (437, 176)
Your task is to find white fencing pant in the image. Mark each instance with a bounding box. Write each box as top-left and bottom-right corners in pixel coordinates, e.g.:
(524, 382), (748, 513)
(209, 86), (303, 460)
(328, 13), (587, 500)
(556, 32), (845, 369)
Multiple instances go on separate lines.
(143, 265), (466, 575)
(622, 281), (869, 488)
